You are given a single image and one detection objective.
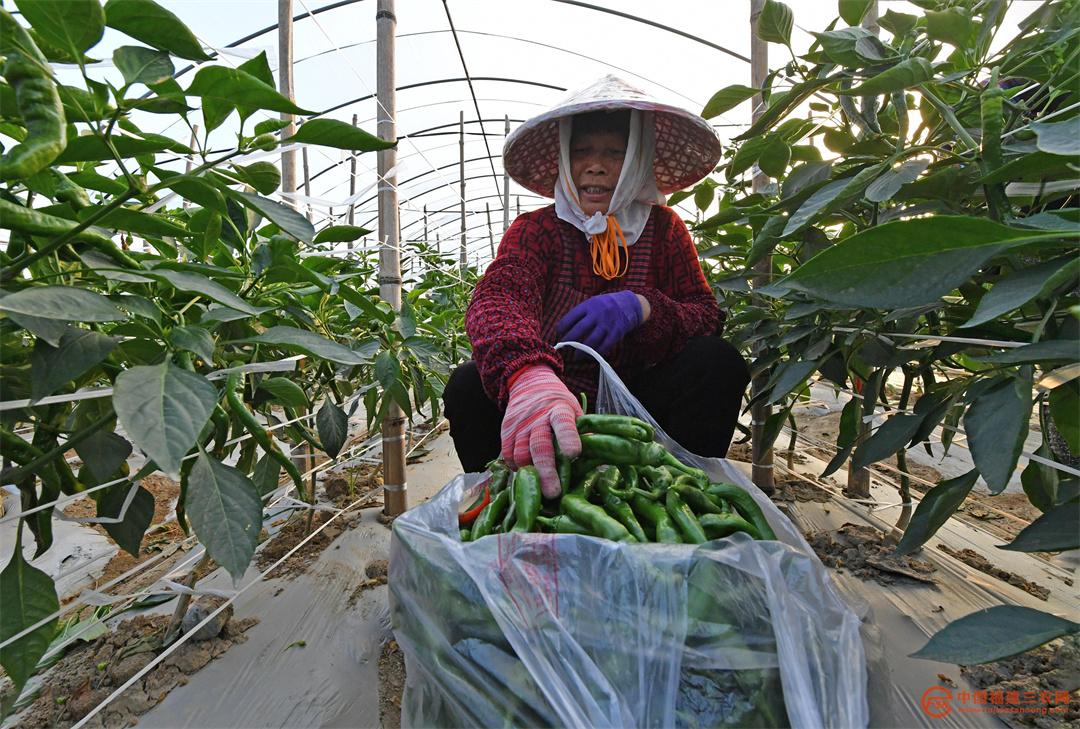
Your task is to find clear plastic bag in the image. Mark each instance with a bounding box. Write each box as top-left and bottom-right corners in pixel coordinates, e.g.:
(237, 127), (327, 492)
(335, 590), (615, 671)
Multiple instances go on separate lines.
(390, 344), (868, 728)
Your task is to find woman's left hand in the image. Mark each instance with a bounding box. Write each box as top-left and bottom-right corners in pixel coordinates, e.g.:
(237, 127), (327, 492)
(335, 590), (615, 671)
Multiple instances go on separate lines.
(555, 290), (647, 354)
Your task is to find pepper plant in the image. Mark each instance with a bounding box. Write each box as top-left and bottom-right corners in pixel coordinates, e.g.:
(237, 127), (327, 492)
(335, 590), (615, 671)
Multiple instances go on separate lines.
(0, 0), (469, 700)
(688, 0), (1079, 662)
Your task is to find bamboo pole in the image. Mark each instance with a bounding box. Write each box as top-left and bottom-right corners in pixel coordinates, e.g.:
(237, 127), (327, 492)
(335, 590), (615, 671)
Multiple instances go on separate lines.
(302, 146), (312, 222)
(749, 0), (774, 494)
(459, 110), (466, 275)
(348, 113), (358, 248)
(278, 0), (297, 207)
(502, 115), (510, 234)
(377, 0), (406, 517)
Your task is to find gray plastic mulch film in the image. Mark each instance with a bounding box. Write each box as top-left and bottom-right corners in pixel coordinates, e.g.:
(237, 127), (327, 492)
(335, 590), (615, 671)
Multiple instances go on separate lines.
(389, 343), (868, 728)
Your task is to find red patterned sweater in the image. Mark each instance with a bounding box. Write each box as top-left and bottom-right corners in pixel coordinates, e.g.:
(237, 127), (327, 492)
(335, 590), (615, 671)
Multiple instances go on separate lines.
(466, 203), (723, 410)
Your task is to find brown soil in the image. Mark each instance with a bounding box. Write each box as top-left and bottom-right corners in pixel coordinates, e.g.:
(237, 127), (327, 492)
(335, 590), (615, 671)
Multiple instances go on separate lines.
(725, 442), (752, 463)
(769, 471), (832, 503)
(935, 544), (1051, 601)
(960, 638), (1080, 728)
(255, 510), (360, 579)
(378, 639), (406, 729)
(805, 523), (938, 585)
(348, 559), (389, 607)
(322, 462), (383, 508)
(8, 612), (257, 729)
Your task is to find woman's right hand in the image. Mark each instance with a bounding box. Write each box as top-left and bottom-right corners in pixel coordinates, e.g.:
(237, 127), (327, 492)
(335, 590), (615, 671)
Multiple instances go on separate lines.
(501, 365), (583, 498)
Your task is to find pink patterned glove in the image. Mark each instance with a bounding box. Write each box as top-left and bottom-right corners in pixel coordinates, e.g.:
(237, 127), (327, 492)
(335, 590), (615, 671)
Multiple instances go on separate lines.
(501, 365), (583, 498)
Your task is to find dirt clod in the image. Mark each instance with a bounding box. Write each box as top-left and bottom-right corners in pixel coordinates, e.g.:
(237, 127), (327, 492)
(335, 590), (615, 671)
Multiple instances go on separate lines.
(255, 510), (355, 579)
(936, 544), (1051, 601)
(378, 639), (406, 729)
(324, 475), (349, 501)
(960, 638), (1079, 728)
(7, 612), (257, 728)
(805, 523), (937, 585)
(348, 560), (390, 606)
(181, 595), (234, 641)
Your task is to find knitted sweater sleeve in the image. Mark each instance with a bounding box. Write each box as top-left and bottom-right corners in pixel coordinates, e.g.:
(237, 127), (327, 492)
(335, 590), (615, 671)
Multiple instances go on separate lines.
(622, 207), (723, 366)
(465, 213), (562, 408)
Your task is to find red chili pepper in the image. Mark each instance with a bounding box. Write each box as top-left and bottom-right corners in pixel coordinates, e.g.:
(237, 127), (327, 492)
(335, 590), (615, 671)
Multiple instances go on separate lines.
(458, 484), (491, 526)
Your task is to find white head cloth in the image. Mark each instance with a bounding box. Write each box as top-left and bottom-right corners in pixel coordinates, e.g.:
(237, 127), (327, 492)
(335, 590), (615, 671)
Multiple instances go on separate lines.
(554, 109), (665, 247)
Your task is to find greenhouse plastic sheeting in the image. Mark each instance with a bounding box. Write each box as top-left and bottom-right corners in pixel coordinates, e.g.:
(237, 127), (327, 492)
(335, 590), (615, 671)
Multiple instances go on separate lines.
(389, 344), (868, 728)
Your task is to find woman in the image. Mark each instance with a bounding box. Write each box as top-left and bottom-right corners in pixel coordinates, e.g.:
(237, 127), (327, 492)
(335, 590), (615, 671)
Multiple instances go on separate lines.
(443, 76), (750, 498)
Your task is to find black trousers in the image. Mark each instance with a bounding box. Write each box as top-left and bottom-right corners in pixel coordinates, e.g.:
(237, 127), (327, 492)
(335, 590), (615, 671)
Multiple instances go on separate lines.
(442, 336), (751, 472)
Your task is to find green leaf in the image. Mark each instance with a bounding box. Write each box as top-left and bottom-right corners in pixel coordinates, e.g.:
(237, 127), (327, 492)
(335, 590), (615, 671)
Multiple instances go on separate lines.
(971, 340), (1079, 365)
(771, 217), (1043, 309)
(113, 45), (174, 86)
(314, 225), (371, 244)
(766, 359), (818, 404)
(79, 205), (189, 238)
(0, 285), (127, 322)
(925, 8), (976, 47)
(783, 164), (884, 236)
(865, 158), (930, 203)
(1021, 444), (1061, 513)
(250, 326), (373, 366)
(851, 414), (923, 470)
(1031, 116), (1080, 156)
(154, 170), (227, 213)
(839, 0), (872, 25)
(234, 191), (314, 244)
(1000, 499), (1079, 552)
(98, 483), (155, 557)
(316, 399), (348, 458)
(104, 0), (211, 61)
(894, 469), (978, 556)
(287, 119), (395, 151)
(169, 325), (215, 363)
(375, 350), (400, 390)
(694, 182), (714, 212)
(964, 373), (1032, 493)
(737, 77), (833, 140)
(840, 58), (934, 96)
(813, 27), (891, 66)
(756, 0), (793, 44)
(257, 376), (308, 409)
(57, 133), (189, 163)
(145, 269), (262, 316)
(962, 257), (1079, 328)
(4, 310), (69, 346)
(30, 328), (118, 402)
(75, 430), (132, 484)
(911, 606), (1080, 664)
(252, 452), (281, 496)
(230, 162), (281, 195)
(254, 118), (290, 136)
(186, 450), (262, 581)
(14, 0), (104, 57)
(186, 66), (310, 115)
(758, 136), (791, 178)
(702, 84), (758, 120)
(113, 361), (216, 479)
(0, 533), (60, 691)
(1049, 380), (1079, 453)
(879, 9), (917, 36)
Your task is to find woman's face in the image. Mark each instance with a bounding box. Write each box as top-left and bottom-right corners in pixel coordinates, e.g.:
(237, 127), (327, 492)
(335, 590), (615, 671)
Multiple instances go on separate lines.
(570, 129), (626, 216)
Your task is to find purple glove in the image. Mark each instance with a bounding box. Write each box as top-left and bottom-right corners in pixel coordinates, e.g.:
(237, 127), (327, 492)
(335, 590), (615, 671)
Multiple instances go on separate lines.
(555, 290), (643, 355)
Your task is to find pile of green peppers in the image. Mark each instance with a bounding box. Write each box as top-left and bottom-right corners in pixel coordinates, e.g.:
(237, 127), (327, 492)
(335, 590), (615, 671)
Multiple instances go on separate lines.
(459, 413), (776, 544)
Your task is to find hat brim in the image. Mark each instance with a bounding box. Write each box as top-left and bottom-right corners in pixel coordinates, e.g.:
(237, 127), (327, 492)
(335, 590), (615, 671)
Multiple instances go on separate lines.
(503, 94), (722, 199)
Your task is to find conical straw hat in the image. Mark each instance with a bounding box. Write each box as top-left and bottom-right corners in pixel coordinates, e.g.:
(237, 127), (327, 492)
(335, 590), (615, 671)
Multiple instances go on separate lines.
(503, 75), (722, 198)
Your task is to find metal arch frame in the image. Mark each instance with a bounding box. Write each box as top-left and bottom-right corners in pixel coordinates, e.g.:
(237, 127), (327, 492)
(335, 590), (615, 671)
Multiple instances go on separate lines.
(314, 77), (566, 119)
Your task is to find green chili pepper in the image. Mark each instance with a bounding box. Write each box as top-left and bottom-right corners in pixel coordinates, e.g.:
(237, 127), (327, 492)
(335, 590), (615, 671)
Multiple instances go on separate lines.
(699, 512), (761, 540)
(472, 488), (510, 540)
(639, 465), (673, 492)
(601, 493), (648, 543)
(671, 476), (724, 515)
(665, 490), (707, 544)
(554, 446), (573, 496)
(560, 493), (635, 542)
(571, 456), (604, 482)
(574, 466), (604, 500)
(579, 433), (669, 466)
(54, 170), (91, 209)
(510, 466), (542, 532)
(501, 471), (518, 532)
(459, 527), (472, 542)
(595, 465), (632, 500)
(225, 371), (307, 501)
(487, 463), (509, 495)
(630, 494), (682, 543)
(0, 10), (66, 181)
(576, 413), (654, 441)
(0, 198), (139, 269)
(658, 450), (710, 486)
(704, 482), (777, 540)
(536, 514), (591, 535)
